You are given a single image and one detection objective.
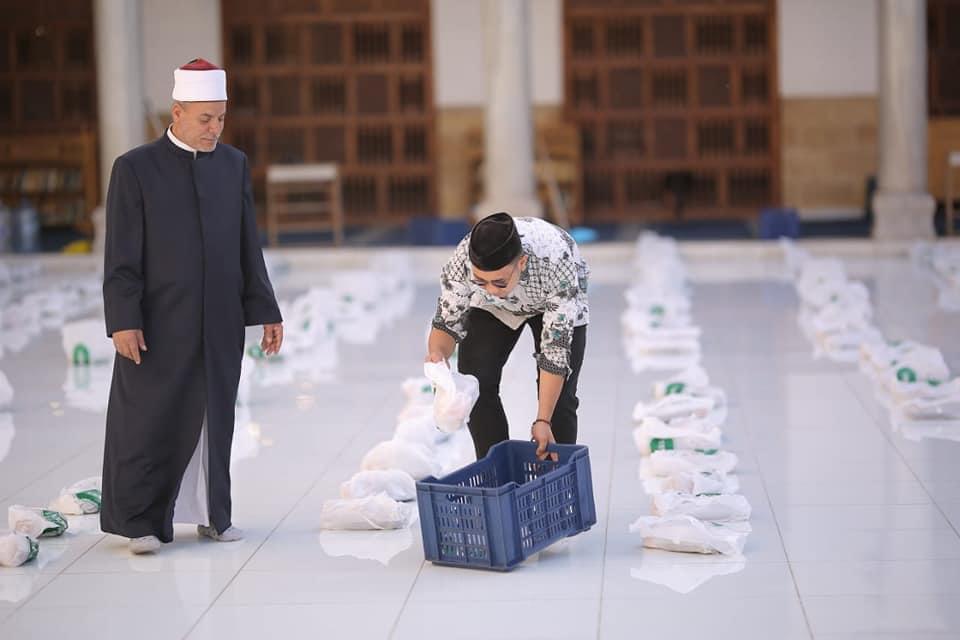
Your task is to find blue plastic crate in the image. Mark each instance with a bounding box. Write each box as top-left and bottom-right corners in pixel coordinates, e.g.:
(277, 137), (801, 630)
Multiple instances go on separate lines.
(416, 440), (597, 571)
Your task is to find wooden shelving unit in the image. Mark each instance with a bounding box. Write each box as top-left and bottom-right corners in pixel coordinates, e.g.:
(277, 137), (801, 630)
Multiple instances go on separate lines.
(0, 130), (98, 230)
(0, 0), (98, 231)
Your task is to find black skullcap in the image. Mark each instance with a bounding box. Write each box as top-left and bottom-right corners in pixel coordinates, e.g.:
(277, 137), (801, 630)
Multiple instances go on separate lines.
(468, 212), (522, 271)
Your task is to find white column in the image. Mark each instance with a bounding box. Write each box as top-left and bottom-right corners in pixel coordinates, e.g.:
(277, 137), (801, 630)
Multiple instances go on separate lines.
(92, 0), (145, 253)
(475, 0), (542, 220)
(872, 0), (935, 240)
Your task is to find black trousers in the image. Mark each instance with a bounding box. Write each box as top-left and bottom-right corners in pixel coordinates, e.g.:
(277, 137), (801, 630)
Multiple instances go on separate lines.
(457, 308), (587, 459)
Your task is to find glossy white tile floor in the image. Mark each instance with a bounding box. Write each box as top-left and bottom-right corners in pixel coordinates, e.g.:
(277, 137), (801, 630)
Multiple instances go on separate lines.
(1, 246), (959, 640)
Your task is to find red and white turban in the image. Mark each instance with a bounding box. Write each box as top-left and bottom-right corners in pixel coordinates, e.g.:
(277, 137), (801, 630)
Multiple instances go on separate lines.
(172, 58), (227, 102)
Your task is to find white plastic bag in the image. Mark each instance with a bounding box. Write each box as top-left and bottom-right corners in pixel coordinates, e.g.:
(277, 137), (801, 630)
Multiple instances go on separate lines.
(283, 289), (337, 353)
(423, 362), (479, 433)
(62, 360), (113, 412)
(332, 271), (382, 344)
(624, 289), (691, 317)
(625, 335), (702, 356)
(859, 340), (947, 382)
(395, 401), (435, 426)
(401, 376), (435, 407)
(632, 393), (717, 423)
(780, 237), (810, 277)
(632, 418), (723, 456)
(340, 470), (417, 502)
(796, 258), (847, 304)
(653, 366), (711, 398)
(0, 412), (13, 464)
(0, 533), (38, 567)
(48, 477), (102, 515)
(877, 349), (952, 389)
(8, 505), (68, 538)
(621, 307), (698, 335)
(816, 326), (884, 363)
(0, 370), (11, 408)
(394, 413), (447, 447)
(319, 493), (416, 530)
(639, 449), (739, 478)
(642, 470), (740, 496)
(433, 428), (477, 477)
(652, 493), (752, 522)
(799, 279), (870, 311)
(879, 372), (955, 407)
(629, 514), (751, 555)
(361, 439), (441, 481)
(626, 351), (702, 374)
(894, 379), (960, 420)
(61, 319), (114, 365)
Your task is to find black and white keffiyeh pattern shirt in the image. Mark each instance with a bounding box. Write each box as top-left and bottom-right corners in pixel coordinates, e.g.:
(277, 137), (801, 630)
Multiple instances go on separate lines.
(432, 217), (590, 376)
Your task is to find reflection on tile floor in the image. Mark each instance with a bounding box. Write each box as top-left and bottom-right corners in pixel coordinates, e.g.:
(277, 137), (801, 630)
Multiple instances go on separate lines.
(1, 247), (959, 639)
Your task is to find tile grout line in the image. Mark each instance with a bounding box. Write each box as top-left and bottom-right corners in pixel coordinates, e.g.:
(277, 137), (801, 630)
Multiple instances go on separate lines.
(732, 348), (816, 640)
(0, 440), (102, 504)
(8, 534), (108, 616)
(386, 558), (426, 639)
(177, 397), (389, 640)
(171, 291), (455, 638)
(3, 438), (109, 617)
(841, 373), (960, 541)
(593, 361), (625, 640)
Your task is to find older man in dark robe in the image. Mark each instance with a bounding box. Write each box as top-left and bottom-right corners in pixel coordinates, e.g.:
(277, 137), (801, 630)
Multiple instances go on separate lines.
(100, 58), (283, 554)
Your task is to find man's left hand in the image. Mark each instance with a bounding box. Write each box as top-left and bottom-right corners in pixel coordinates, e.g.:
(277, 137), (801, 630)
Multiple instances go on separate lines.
(261, 323), (284, 355)
(532, 420), (558, 462)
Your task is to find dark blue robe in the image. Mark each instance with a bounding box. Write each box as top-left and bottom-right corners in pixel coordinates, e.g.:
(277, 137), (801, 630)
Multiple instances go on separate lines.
(100, 133), (281, 542)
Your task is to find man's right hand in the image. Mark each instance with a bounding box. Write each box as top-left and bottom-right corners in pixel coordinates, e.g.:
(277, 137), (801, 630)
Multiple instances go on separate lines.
(424, 350), (448, 365)
(113, 329), (147, 365)
(425, 328), (455, 366)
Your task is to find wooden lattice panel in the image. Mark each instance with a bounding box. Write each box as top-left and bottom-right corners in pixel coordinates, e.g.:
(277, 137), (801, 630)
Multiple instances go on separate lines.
(0, 0), (98, 231)
(0, 0), (97, 134)
(928, 0), (960, 117)
(564, 0), (780, 222)
(221, 0), (434, 224)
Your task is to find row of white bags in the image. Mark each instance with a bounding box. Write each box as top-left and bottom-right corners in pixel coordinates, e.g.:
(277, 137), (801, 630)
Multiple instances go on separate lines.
(1, 477), (102, 568)
(2, 267), (101, 361)
(240, 253), (416, 396)
(319, 361), (479, 531)
(622, 235), (701, 373)
(783, 241), (960, 438)
(790, 252), (882, 363)
(911, 242), (960, 311)
(624, 235), (751, 556)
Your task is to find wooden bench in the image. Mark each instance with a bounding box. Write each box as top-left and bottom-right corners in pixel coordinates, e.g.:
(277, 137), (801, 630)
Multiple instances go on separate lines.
(265, 164), (344, 246)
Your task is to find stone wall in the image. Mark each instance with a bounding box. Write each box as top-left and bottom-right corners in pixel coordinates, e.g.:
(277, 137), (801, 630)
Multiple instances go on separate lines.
(781, 97), (878, 215)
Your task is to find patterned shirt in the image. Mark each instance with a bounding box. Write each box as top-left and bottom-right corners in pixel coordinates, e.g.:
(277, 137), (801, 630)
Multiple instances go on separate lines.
(432, 217), (590, 376)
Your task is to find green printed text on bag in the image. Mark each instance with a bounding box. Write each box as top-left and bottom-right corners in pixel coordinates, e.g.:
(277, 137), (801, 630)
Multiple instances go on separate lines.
(664, 382), (686, 395)
(76, 489), (102, 509)
(26, 538), (39, 562)
(695, 448), (719, 455)
(897, 367), (917, 383)
(72, 344), (90, 366)
(650, 438), (675, 451)
(39, 510), (68, 537)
